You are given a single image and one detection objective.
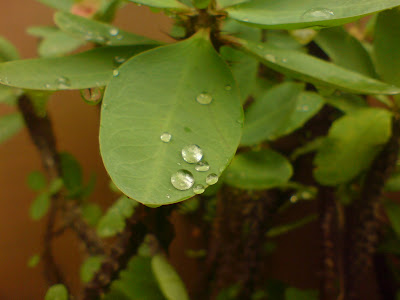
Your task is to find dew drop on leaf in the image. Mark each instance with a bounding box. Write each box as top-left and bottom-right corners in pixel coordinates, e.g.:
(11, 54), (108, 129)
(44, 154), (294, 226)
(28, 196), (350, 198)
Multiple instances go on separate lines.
(195, 161), (209, 172)
(225, 85), (232, 91)
(265, 54), (276, 63)
(80, 87), (103, 105)
(109, 28), (119, 36)
(113, 69), (120, 77)
(171, 169), (195, 191)
(196, 92), (213, 105)
(160, 132), (172, 143)
(56, 76), (71, 89)
(182, 144), (203, 163)
(193, 184), (205, 194)
(206, 173), (218, 185)
(301, 8), (334, 21)
(290, 194), (299, 203)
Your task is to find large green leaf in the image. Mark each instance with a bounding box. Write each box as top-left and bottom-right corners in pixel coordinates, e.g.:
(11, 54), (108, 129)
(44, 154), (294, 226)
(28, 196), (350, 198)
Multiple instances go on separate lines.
(0, 113), (24, 144)
(100, 32), (243, 205)
(54, 12), (159, 46)
(128, 0), (188, 9)
(236, 39), (400, 95)
(374, 8), (400, 87)
(224, 149), (293, 190)
(104, 256), (164, 300)
(241, 82), (303, 145)
(315, 26), (377, 77)
(151, 254), (189, 300)
(0, 36), (19, 62)
(314, 108), (392, 185)
(226, 0), (400, 30)
(38, 30), (86, 57)
(0, 45), (152, 91)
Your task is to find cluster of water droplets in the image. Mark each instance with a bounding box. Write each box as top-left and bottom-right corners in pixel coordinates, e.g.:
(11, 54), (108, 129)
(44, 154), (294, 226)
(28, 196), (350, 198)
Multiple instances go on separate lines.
(83, 27), (124, 45)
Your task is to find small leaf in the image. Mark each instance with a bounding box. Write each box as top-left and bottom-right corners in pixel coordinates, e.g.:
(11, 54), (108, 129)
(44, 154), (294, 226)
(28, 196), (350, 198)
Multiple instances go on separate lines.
(81, 203), (103, 226)
(60, 152), (83, 197)
(291, 137), (325, 161)
(100, 32), (243, 205)
(54, 12), (160, 46)
(226, 0), (400, 30)
(30, 193), (51, 220)
(224, 149), (293, 190)
(266, 214), (318, 238)
(0, 113), (24, 144)
(0, 36), (20, 62)
(80, 256), (104, 283)
(236, 39), (400, 95)
(45, 284), (69, 300)
(314, 26), (377, 77)
(0, 45), (153, 90)
(127, 0), (188, 9)
(0, 85), (19, 105)
(27, 170), (47, 191)
(38, 30), (86, 58)
(384, 201), (400, 236)
(28, 254), (41, 268)
(314, 108), (392, 185)
(81, 173), (97, 198)
(285, 287), (318, 300)
(27, 26), (59, 37)
(151, 254), (189, 300)
(48, 178), (64, 195)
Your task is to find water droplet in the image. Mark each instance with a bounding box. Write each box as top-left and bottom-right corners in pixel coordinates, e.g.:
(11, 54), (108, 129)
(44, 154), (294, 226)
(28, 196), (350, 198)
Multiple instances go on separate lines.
(195, 161), (210, 172)
(302, 8), (334, 21)
(166, 194), (171, 199)
(290, 195), (298, 203)
(160, 132), (172, 143)
(113, 69), (120, 77)
(265, 54), (276, 63)
(80, 87), (103, 105)
(193, 184), (205, 195)
(206, 173), (218, 185)
(44, 83), (51, 89)
(56, 76), (71, 89)
(299, 105), (309, 111)
(299, 191), (313, 200)
(109, 27), (119, 36)
(225, 85), (232, 91)
(196, 92), (213, 105)
(242, 18), (249, 22)
(282, 58), (288, 63)
(182, 144), (203, 164)
(171, 169), (194, 191)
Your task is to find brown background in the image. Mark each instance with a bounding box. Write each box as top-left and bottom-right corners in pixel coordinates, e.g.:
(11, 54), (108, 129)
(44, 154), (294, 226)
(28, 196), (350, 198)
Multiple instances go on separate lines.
(0, 2), (379, 300)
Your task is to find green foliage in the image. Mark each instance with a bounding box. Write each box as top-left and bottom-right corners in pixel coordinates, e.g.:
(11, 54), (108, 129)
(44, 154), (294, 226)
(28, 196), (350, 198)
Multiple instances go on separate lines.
(30, 192), (50, 220)
(80, 256), (104, 283)
(0, 36), (20, 61)
(45, 284), (69, 300)
(128, 0), (187, 9)
(37, 30), (86, 58)
(384, 201), (400, 236)
(386, 171), (400, 191)
(27, 254), (41, 268)
(314, 108), (392, 185)
(37, 0), (74, 12)
(285, 287), (318, 300)
(266, 214), (318, 238)
(81, 202), (103, 226)
(27, 171), (47, 191)
(60, 152), (83, 197)
(100, 32), (242, 206)
(0, 113), (24, 144)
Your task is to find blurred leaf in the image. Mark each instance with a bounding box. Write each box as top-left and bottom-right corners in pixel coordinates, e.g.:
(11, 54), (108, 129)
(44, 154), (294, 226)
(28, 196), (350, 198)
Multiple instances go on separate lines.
(0, 113), (24, 144)
(224, 149), (293, 190)
(81, 173), (97, 198)
(151, 254), (189, 300)
(291, 137), (325, 161)
(225, 0), (400, 30)
(324, 94), (368, 114)
(27, 26), (59, 37)
(80, 256), (104, 283)
(314, 108), (392, 185)
(216, 284), (241, 300)
(0, 45), (153, 91)
(30, 193), (50, 220)
(178, 198), (200, 214)
(217, 0), (249, 8)
(237, 39), (400, 95)
(315, 26), (377, 77)
(55, 12), (160, 46)
(266, 214), (317, 238)
(28, 254), (40, 268)
(45, 284), (69, 300)
(127, 0), (187, 9)
(0, 36), (20, 62)
(269, 30), (304, 50)
(385, 171), (400, 191)
(48, 178), (64, 195)
(0, 85), (19, 105)
(82, 202), (103, 226)
(285, 287), (318, 300)
(38, 30), (86, 57)
(27, 171), (47, 191)
(384, 201), (400, 236)
(193, 0), (211, 9)
(379, 238), (400, 255)
(60, 152), (83, 197)
(25, 90), (53, 117)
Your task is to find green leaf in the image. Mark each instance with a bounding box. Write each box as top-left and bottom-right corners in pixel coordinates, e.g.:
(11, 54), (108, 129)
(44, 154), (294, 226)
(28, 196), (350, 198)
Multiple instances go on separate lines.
(314, 108), (392, 185)
(241, 82), (303, 145)
(384, 201), (400, 236)
(226, 0), (400, 30)
(285, 287), (318, 300)
(97, 196), (139, 237)
(38, 30), (86, 58)
(0, 113), (24, 144)
(216, 285), (241, 300)
(60, 152), (83, 197)
(30, 193), (50, 220)
(236, 39), (400, 95)
(291, 137), (325, 161)
(100, 32), (243, 206)
(266, 214), (318, 238)
(314, 26), (377, 77)
(385, 171), (400, 191)
(151, 254), (189, 300)
(48, 178), (64, 195)
(193, 0), (211, 9)
(324, 93), (368, 114)
(37, 0), (74, 11)
(26, 90), (52, 117)
(54, 12), (159, 46)
(0, 45), (153, 91)
(128, 0), (188, 9)
(27, 171), (47, 191)
(28, 254), (41, 268)
(374, 8), (400, 87)
(0, 85), (19, 105)
(80, 256), (104, 283)
(81, 173), (97, 198)
(0, 36), (20, 62)
(27, 26), (59, 37)
(217, 0), (249, 8)
(45, 284), (69, 300)
(224, 149), (293, 190)
(105, 256), (164, 300)
(81, 202), (103, 226)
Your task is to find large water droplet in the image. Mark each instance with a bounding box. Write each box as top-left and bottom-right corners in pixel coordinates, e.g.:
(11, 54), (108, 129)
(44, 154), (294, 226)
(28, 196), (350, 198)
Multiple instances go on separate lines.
(160, 132), (172, 143)
(195, 161), (210, 172)
(113, 69), (120, 77)
(80, 87), (103, 105)
(56, 76), (71, 89)
(196, 92), (213, 105)
(193, 184), (205, 195)
(171, 169), (194, 191)
(109, 27), (119, 36)
(182, 144), (203, 164)
(206, 173), (218, 185)
(302, 8), (334, 21)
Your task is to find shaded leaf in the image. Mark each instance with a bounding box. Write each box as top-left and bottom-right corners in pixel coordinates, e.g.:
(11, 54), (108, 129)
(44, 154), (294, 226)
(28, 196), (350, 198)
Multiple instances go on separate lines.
(384, 201), (400, 236)
(100, 32), (243, 205)
(285, 287), (318, 300)
(80, 256), (104, 283)
(48, 178), (64, 195)
(30, 192), (50, 220)
(45, 284), (69, 300)
(60, 152), (83, 197)
(224, 149), (293, 190)
(0, 113), (24, 144)
(324, 93), (368, 114)
(81, 202), (103, 226)
(266, 214), (318, 238)
(0, 36), (20, 61)
(27, 170), (47, 191)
